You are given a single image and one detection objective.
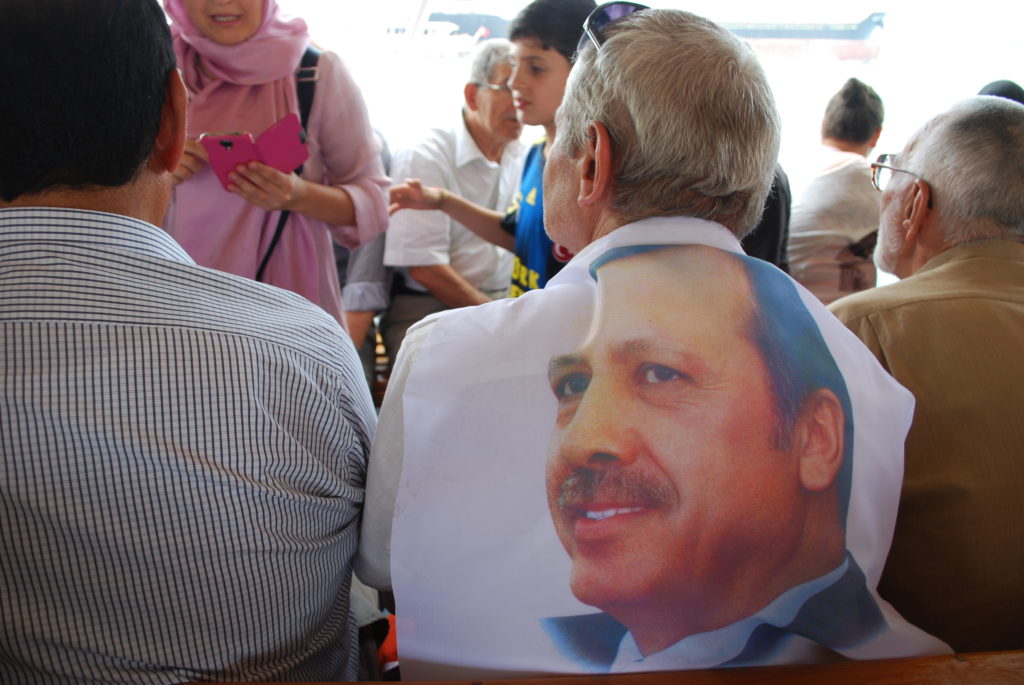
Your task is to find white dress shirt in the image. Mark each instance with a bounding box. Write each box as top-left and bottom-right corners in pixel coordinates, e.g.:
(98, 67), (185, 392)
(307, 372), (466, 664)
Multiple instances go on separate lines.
(383, 116), (523, 295)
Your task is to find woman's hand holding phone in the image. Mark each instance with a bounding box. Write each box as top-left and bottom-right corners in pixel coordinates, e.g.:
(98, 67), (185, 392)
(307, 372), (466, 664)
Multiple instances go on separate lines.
(172, 139), (209, 185)
(227, 162), (306, 212)
(198, 114), (308, 193)
(188, 113), (316, 214)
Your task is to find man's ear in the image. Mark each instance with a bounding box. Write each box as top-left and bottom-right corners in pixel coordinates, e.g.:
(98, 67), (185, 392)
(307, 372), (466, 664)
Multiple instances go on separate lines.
(794, 388), (845, 492)
(151, 69), (187, 174)
(576, 121), (614, 207)
(902, 178), (932, 245)
(464, 82), (479, 112)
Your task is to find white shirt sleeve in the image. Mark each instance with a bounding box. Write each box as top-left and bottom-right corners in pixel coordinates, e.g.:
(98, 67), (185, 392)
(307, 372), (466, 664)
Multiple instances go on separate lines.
(354, 314), (439, 588)
(383, 136), (458, 268)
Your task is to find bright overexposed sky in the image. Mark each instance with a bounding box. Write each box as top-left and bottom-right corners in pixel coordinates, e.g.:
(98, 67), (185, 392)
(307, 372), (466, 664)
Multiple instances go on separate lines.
(281, 0), (1022, 177)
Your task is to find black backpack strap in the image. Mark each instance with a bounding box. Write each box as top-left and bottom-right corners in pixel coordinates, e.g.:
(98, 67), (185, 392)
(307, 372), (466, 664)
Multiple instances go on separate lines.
(255, 45), (320, 283)
(295, 45), (321, 139)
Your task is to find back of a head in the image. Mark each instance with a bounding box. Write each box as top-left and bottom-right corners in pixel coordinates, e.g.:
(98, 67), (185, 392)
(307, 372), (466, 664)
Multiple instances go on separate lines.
(509, 0), (596, 62)
(910, 96), (1024, 243)
(821, 78), (884, 145)
(468, 39), (514, 85)
(558, 9), (780, 236)
(0, 0), (175, 202)
(978, 79), (1024, 106)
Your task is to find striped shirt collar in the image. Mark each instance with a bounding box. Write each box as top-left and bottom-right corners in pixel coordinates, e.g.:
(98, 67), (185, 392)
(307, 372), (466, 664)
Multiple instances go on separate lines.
(0, 206), (194, 265)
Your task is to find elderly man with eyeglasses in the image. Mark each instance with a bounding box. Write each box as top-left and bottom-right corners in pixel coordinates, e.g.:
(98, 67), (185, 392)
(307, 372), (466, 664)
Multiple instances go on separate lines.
(356, 4), (950, 677)
(379, 39), (524, 363)
(829, 96), (1024, 653)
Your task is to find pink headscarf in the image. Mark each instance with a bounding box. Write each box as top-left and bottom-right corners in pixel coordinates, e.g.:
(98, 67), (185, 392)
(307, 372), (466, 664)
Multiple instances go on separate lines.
(164, 0), (311, 136)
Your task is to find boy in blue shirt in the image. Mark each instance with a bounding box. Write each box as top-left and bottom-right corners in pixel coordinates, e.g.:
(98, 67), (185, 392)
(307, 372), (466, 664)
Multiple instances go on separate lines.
(388, 0), (595, 296)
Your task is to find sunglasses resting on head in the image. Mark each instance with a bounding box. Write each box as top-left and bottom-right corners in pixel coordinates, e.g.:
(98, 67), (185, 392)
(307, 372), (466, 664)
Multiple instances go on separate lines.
(576, 1), (650, 57)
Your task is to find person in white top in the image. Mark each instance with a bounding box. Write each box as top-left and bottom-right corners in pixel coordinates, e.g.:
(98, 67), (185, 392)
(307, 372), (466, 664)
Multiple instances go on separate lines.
(788, 78), (884, 304)
(381, 39), (524, 360)
(357, 5), (947, 678)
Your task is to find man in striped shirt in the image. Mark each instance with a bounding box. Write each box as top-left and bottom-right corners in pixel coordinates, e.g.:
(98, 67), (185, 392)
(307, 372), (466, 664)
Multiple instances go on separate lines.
(0, 1), (375, 681)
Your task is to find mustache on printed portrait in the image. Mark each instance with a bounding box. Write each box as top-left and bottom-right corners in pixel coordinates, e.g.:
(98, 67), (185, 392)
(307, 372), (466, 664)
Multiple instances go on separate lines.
(556, 467), (674, 514)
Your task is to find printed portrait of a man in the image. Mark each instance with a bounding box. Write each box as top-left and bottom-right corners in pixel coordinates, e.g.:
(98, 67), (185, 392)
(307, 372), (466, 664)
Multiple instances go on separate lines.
(542, 244), (886, 671)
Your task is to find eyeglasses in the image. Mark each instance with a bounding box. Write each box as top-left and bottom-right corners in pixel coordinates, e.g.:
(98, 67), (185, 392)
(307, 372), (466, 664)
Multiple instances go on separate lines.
(870, 153), (927, 192)
(870, 153), (934, 209)
(474, 82), (512, 95)
(577, 1), (650, 56)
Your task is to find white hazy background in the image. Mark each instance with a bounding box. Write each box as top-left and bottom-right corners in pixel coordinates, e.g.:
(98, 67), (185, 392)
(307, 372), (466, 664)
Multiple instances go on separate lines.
(283, 0), (1021, 156)
(283, 0), (1022, 284)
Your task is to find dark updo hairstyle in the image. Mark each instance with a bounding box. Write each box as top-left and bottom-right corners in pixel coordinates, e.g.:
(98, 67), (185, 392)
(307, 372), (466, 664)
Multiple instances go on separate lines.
(821, 78), (884, 145)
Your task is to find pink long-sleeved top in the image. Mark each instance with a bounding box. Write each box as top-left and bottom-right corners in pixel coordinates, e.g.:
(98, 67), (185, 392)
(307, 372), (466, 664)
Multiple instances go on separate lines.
(165, 50), (389, 328)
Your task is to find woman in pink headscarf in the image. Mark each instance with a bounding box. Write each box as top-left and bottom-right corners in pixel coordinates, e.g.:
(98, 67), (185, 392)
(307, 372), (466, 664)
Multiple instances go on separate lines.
(163, 0), (388, 327)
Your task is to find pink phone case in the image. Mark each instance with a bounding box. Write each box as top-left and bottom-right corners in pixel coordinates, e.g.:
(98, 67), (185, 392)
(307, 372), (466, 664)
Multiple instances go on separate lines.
(256, 113), (309, 173)
(200, 133), (258, 190)
(199, 113), (310, 191)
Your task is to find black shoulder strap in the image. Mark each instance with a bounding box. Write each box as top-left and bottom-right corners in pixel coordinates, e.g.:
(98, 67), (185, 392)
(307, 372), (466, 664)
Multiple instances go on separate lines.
(254, 45), (321, 284)
(296, 45), (321, 133)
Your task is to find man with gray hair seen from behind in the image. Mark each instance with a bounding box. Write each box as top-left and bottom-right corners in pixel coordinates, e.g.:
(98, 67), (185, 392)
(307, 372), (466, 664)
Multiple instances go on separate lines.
(830, 96), (1024, 652)
(358, 4), (948, 675)
(0, 0), (375, 680)
(381, 39), (523, 361)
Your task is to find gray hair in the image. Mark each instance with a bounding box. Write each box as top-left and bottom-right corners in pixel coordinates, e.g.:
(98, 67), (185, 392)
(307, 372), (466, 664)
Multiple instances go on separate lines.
(907, 96), (1024, 244)
(468, 39), (513, 85)
(555, 10), (781, 236)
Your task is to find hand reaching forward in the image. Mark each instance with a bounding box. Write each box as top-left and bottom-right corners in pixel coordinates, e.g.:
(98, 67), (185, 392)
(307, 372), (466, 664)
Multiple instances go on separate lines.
(389, 179), (444, 215)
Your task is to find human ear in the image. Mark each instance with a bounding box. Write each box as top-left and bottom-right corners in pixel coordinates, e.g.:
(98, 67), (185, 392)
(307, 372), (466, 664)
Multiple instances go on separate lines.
(577, 121), (614, 207)
(463, 82), (479, 112)
(902, 178), (932, 243)
(795, 388), (845, 492)
(152, 69), (187, 174)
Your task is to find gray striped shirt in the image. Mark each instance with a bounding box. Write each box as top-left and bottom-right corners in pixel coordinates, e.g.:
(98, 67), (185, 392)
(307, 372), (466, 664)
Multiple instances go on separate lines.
(0, 208), (375, 683)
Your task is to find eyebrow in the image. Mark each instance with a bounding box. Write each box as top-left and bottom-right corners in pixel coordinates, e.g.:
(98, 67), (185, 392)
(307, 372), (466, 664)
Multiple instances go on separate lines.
(612, 338), (660, 357)
(548, 353), (586, 379)
(611, 338), (712, 378)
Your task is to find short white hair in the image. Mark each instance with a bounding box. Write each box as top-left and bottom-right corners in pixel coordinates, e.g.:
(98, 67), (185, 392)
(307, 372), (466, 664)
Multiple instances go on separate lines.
(556, 10), (780, 236)
(905, 96), (1024, 244)
(468, 39), (513, 85)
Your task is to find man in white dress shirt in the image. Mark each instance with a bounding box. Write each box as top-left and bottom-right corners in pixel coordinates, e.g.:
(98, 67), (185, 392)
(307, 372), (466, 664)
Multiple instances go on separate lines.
(381, 39), (524, 359)
(358, 6), (947, 676)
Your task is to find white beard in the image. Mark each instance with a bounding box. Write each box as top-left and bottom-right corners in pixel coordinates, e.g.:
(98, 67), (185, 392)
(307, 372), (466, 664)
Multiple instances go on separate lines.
(873, 223), (904, 276)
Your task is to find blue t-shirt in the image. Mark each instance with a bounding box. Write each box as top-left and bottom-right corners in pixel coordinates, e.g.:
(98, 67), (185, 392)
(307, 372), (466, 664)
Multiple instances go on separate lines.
(501, 140), (574, 297)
